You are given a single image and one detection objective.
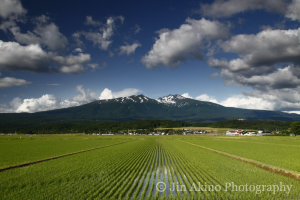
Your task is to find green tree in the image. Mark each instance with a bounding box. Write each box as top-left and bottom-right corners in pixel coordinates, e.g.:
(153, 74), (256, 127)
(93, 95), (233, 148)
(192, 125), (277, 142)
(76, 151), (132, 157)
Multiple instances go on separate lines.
(290, 122), (300, 135)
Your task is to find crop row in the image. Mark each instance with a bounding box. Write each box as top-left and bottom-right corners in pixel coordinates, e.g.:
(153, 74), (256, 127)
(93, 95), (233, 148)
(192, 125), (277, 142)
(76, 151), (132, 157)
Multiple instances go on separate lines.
(1, 137), (300, 199)
(179, 137), (300, 172)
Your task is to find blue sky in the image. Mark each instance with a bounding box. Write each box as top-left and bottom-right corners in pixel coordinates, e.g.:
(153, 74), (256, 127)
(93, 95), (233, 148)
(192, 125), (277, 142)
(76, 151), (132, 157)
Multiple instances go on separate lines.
(1, 0), (300, 113)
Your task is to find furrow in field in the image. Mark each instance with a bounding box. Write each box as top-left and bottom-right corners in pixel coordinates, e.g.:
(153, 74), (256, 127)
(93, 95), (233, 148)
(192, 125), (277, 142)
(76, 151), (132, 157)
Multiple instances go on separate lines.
(0, 140), (131, 172)
(179, 140), (300, 181)
(72, 141), (146, 198)
(87, 143), (153, 199)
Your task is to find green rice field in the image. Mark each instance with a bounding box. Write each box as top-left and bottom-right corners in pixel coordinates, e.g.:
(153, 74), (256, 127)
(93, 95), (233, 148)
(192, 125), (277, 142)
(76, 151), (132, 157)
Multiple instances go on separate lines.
(0, 134), (300, 199)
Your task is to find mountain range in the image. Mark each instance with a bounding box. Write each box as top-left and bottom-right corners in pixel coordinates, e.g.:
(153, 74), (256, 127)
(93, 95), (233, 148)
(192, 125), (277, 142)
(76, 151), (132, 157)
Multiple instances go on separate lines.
(1, 94), (300, 126)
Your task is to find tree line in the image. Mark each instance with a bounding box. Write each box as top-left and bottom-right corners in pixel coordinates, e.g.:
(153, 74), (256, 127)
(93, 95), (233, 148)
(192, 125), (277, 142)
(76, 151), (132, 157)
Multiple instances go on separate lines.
(0, 119), (296, 134)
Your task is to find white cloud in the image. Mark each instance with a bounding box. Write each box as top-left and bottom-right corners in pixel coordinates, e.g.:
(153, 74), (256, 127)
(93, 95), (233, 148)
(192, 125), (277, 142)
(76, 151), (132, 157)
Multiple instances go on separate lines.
(199, 0), (287, 18)
(221, 65), (300, 90)
(70, 85), (98, 104)
(10, 97), (22, 110)
(0, 0), (27, 18)
(1, 86), (141, 113)
(0, 40), (50, 72)
(285, 0), (300, 21)
(221, 29), (300, 70)
(195, 94), (218, 103)
(119, 42), (141, 55)
(87, 62), (107, 71)
(52, 53), (91, 67)
(99, 88), (141, 100)
(181, 92), (218, 103)
(0, 40), (91, 74)
(87, 63), (99, 71)
(74, 15), (124, 51)
(10, 22), (68, 51)
(11, 85), (99, 113)
(220, 95), (275, 110)
(199, 0), (300, 22)
(99, 88), (114, 100)
(209, 72), (219, 78)
(142, 18), (230, 69)
(85, 16), (101, 26)
(285, 111), (300, 114)
(73, 48), (83, 53)
(182, 93), (193, 98)
(15, 94), (61, 113)
(32, 15), (50, 24)
(206, 27), (300, 112)
(0, 77), (31, 88)
(58, 64), (85, 74)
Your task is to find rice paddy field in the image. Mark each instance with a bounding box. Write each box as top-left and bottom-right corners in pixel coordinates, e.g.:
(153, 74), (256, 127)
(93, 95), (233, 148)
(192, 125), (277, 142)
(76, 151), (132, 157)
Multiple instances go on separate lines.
(1, 134), (300, 199)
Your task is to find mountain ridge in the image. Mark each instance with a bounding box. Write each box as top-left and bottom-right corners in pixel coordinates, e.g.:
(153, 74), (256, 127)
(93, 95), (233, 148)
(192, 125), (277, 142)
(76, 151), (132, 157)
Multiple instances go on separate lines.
(0, 94), (299, 125)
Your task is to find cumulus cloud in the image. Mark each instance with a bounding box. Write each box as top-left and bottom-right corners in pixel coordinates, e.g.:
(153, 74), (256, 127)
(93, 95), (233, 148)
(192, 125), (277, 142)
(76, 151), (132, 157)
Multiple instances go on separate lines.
(99, 88), (141, 100)
(0, 40), (91, 74)
(1, 86), (142, 113)
(207, 27), (300, 112)
(0, 0), (27, 18)
(221, 66), (300, 90)
(181, 92), (218, 103)
(52, 53), (91, 74)
(0, 40), (50, 72)
(9, 22), (68, 51)
(74, 48), (83, 53)
(180, 91), (300, 111)
(220, 95), (275, 110)
(74, 15), (124, 51)
(199, 0), (300, 22)
(221, 29), (300, 69)
(198, 0), (287, 18)
(11, 85), (98, 113)
(195, 94), (218, 103)
(15, 94), (61, 113)
(119, 42), (141, 55)
(99, 88), (114, 100)
(0, 77), (31, 88)
(32, 15), (50, 24)
(70, 85), (98, 104)
(85, 16), (101, 26)
(182, 93), (193, 98)
(286, 0), (300, 21)
(142, 18), (230, 69)
(208, 28), (300, 79)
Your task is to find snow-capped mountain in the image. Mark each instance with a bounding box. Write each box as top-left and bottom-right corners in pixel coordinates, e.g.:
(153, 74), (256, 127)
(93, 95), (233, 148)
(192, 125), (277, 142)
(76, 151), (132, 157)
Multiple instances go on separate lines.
(1, 94), (300, 123)
(156, 94), (191, 107)
(156, 94), (185, 104)
(100, 95), (152, 104)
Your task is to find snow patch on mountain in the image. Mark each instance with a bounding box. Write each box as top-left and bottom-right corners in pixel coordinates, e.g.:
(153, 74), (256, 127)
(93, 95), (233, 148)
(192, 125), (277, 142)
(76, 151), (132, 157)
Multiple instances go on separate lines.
(105, 95), (151, 104)
(156, 94), (185, 104)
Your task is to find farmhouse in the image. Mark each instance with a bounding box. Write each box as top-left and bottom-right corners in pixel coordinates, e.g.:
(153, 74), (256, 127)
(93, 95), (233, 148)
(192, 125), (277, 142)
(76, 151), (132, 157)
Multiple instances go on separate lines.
(226, 129), (243, 136)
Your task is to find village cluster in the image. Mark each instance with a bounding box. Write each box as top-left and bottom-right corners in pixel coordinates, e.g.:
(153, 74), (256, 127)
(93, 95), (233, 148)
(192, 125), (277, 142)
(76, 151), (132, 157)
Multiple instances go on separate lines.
(85, 129), (297, 136)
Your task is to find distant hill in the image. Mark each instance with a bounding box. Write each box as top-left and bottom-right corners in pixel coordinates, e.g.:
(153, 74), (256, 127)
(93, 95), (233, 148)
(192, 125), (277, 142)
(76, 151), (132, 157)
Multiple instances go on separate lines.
(0, 94), (300, 128)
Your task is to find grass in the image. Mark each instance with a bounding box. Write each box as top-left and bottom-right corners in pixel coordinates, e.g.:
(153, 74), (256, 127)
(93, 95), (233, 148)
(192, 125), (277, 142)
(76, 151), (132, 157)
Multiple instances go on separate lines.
(0, 134), (131, 168)
(0, 134), (300, 199)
